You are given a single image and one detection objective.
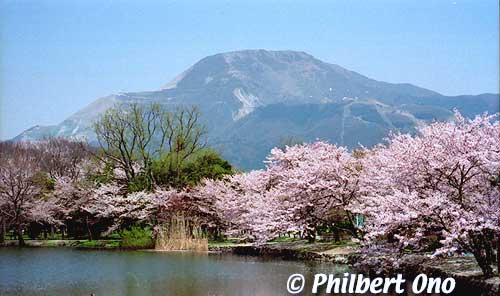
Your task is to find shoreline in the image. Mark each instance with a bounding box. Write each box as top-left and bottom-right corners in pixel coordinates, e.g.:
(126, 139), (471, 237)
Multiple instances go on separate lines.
(211, 242), (499, 295)
(2, 239), (498, 295)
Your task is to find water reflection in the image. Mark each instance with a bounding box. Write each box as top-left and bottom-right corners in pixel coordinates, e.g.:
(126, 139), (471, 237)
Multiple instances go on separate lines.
(0, 248), (476, 295)
(0, 248), (349, 296)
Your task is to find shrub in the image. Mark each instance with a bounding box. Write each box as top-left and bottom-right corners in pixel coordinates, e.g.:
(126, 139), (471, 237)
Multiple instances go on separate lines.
(120, 226), (154, 249)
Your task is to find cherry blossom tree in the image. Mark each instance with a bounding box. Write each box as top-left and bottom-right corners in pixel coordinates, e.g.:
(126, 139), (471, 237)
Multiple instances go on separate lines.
(28, 198), (63, 229)
(49, 177), (97, 239)
(34, 138), (91, 181)
(83, 183), (173, 236)
(201, 170), (287, 243)
(194, 142), (363, 244)
(266, 141), (362, 242)
(158, 188), (218, 228)
(0, 140), (92, 243)
(0, 142), (43, 245)
(357, 111), (500, 276)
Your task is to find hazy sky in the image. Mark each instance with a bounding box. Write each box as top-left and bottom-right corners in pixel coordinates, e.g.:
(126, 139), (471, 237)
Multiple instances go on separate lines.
(1, 0), (498, 139)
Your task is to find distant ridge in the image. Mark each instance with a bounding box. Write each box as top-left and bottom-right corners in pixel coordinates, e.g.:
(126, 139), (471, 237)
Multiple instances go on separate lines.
(15, 50), (499, 169)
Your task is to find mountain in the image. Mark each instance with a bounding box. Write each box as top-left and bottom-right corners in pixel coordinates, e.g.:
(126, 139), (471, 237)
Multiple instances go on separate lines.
(14, 50), (500, 169)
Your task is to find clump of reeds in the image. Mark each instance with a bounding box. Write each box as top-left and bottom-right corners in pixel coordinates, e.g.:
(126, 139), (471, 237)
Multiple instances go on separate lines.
(155, 215), (208, 252)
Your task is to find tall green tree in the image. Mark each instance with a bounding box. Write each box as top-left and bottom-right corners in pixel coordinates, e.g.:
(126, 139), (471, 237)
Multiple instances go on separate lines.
(153, 148), (233, 188)
(93, 103), (206, 190)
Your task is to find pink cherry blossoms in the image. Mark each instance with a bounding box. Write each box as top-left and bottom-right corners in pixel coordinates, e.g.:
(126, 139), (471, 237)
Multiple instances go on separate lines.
(1, 111), (498, 276)
(198, 170), (285, 243)
(195, 142), (363, 244)
(190, 112), (499, 275)
(266, 142), (362, 241)
(356, 111), (500, 276)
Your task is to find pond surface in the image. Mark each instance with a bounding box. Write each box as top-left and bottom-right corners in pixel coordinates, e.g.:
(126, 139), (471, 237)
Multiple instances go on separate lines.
(0, 248), (480, 295)
(0, 248), (350, 296)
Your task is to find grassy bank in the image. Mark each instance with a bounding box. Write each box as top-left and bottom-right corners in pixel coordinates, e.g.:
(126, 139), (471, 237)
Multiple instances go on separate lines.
(1, 237), (358, 252)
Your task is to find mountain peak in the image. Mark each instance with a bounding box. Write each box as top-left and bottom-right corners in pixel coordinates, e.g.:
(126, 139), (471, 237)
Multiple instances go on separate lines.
(15, 49), (497, 169)
(161, 49), (438, 106)
(161, 49), (318, 90)
(217, 49), (314, 62)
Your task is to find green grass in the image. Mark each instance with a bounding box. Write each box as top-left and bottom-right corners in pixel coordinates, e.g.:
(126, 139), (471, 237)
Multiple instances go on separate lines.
(120, 226), (154, 249)
(269, 236), (300, 243)
(75, 240), (121, 249)
(43, 241), (61, 247)
(71, 226), (155, 249)
(106, 232), (122, 239)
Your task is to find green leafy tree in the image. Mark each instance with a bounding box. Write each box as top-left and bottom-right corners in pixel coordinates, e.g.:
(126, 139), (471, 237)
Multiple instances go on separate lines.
(152, 148), (233, 188)
(93, 103), (206, 190)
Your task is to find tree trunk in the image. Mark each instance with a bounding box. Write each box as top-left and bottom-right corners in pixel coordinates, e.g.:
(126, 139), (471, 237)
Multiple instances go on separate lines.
(86, 216), (93, 241)
(472, 248), (494, 277)
(0, 218), (4, 244)
(50, 225), (55, 239)
(306, 229), (316, 243)
(485, 230), (495, 266)
(334, 229), (340, 242)
(497, 233), (500, 277)
(17, 226), (25, 247)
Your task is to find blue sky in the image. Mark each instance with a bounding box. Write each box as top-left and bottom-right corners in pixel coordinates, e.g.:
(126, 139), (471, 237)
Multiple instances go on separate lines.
(1, 0), (498, 139)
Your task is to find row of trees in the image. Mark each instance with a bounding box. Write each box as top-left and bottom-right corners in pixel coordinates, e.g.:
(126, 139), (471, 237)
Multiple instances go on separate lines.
(0, 138), (90, 245)
(1, 104), (498, 276)
(0, 103), (232, 246)
(194, 111), (499, 276)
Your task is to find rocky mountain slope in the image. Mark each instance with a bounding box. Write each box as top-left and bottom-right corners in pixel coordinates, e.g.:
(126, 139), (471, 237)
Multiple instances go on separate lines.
(15, 50), (499, 169)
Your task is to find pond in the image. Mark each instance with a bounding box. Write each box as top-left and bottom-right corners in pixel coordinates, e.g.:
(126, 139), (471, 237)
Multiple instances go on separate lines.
(0, 248), (351, 296)
(0, 248), (482, 295)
